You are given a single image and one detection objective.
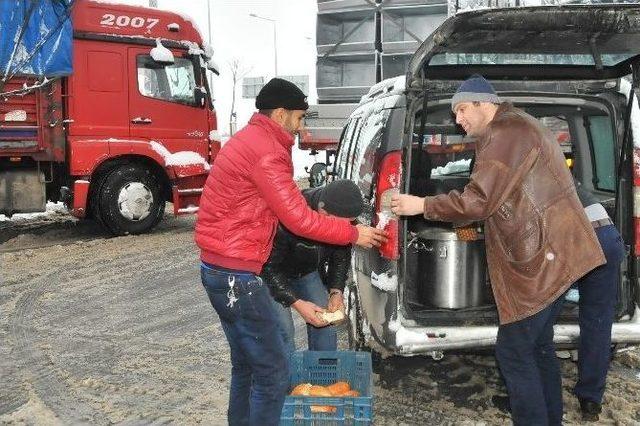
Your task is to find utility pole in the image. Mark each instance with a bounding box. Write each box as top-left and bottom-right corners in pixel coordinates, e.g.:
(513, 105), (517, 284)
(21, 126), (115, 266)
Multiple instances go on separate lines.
(249, 13), (278, 78)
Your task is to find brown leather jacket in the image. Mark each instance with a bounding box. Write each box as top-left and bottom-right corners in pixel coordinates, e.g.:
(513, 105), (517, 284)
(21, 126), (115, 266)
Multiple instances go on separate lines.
(423, 103), (605, 324)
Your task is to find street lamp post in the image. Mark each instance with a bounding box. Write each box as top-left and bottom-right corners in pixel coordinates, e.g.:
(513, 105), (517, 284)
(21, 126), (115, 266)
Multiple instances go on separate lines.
(249, 13), (277, 77)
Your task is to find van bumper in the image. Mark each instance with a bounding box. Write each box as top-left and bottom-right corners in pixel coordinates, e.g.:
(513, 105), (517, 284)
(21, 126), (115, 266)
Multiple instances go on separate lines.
(385, 306), (640, 355)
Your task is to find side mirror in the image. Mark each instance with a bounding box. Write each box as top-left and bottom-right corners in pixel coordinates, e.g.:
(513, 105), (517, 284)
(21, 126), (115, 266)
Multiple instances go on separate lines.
(150, 38), (175, 65)
(305, 162), (327, 188)
(194, 87), (206, 107)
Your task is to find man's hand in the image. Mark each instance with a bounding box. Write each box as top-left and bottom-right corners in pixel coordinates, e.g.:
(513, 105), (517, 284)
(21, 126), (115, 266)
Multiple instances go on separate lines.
(291, 299), (328, 327)
(391, 194), (425, 216)
(355, 225), (388, 248)
(327, 290), (345, 313)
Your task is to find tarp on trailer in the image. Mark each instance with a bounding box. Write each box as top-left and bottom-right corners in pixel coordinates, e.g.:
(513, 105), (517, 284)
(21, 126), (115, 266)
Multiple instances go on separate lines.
(0, 0), (74, 80)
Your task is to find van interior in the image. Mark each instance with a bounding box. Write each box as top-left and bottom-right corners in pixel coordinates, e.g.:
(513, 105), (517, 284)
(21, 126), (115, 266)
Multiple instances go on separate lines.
(402, 85), (634, 326)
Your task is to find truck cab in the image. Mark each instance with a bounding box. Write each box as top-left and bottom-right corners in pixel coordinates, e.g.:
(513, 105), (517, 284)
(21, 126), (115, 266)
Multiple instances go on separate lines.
(0, 0), (219, 235)
(336, 4), (640, 358)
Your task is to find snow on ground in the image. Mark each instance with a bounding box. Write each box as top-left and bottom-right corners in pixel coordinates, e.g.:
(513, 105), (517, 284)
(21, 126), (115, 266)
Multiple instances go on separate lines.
(0, 202), (68, 222)
(431, 159), (472, 176)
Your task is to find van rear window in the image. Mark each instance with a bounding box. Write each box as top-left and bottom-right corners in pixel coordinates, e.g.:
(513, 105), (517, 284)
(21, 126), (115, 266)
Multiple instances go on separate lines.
(429, 53), (635, 67)
(588, 115), (616, 192)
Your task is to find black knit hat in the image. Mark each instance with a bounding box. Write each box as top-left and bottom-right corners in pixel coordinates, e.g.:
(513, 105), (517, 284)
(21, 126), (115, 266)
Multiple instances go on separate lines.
(256, 77), (309, 110)
(318, 179), (364, 218)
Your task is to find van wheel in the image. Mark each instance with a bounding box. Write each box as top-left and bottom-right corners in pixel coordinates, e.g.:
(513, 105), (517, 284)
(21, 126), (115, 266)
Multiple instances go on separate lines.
(95, 164), (165, 236)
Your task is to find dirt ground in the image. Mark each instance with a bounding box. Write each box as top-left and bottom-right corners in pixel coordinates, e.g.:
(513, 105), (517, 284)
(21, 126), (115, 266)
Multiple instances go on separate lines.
(2, 209), (640, 425)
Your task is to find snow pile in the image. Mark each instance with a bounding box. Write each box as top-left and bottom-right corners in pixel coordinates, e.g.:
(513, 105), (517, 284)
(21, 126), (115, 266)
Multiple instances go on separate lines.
(0, 201), (68, 221)
(150, 39), (174, 64)
(4, 110), (27, 121)
(180, 40), (204, 56)
(149, 141), (210, 170)
(376, 211), (393, 230)
(172, 10), (206, 42)
(431, 159), (472, 176)
(371, 270), (398, 292)
(618, 79), (640, 149)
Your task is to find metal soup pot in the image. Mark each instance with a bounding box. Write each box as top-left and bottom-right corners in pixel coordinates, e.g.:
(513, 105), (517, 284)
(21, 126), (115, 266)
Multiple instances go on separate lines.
(414, 226), (486, 309)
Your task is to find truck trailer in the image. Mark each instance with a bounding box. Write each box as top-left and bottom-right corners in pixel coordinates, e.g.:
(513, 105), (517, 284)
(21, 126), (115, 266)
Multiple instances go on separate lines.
(0, 0), (219, 235)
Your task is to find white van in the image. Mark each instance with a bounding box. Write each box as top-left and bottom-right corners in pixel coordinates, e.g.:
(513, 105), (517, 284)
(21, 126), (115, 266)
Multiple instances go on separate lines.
(335, 4), (640, 359)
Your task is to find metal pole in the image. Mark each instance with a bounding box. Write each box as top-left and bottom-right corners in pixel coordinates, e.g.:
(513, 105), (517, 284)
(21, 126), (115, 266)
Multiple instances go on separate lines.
(273, 25), (278, 77)
(207, 0), (213, 46)
(249, 14), (278, 78)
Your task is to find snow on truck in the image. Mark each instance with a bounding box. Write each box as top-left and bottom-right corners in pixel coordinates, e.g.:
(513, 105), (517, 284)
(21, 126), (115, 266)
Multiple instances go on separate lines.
(0, 0), (219, 235)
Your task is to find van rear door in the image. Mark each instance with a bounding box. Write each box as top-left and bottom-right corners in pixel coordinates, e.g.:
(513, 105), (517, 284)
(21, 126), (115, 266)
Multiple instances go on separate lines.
(406, 4), (640, 313)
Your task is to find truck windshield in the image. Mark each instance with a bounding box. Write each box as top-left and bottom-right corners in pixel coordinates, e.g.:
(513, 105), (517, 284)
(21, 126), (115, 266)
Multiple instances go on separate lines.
(137, 55), (197, 106)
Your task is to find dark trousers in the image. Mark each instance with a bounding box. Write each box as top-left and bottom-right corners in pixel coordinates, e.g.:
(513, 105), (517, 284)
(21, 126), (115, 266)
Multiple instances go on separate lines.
(574, 224), (624, 404)
(496, 297), (566, 426)
(201, 264), (289, 426)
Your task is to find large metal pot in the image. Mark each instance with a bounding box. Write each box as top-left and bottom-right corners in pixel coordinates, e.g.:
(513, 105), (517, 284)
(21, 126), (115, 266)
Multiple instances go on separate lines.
(414, 226), (486, 309)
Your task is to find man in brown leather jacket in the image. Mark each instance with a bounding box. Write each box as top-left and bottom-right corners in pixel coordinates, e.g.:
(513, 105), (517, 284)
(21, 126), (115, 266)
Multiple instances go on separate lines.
(391, 74), (605, 425)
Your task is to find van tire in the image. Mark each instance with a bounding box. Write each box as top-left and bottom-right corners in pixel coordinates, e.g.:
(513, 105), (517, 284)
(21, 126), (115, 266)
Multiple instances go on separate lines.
(95, 164), (165, 236)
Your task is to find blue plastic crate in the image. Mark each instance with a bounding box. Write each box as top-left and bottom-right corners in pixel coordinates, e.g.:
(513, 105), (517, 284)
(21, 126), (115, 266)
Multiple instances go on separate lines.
(280, 350), (373, 426)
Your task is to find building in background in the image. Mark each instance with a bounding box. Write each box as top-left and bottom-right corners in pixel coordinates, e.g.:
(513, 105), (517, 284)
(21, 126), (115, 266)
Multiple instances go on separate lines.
(304, 0), (448, 152)
(303, 0), (568, 153)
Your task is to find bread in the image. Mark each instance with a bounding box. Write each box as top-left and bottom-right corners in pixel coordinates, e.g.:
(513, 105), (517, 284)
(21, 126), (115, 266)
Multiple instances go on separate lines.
(326, 381), (350, 396)
(308, 385), (332, 397)
(290, 383), (312, 396)
(317, 309), (346, 325)
(310, 405), (337, 413)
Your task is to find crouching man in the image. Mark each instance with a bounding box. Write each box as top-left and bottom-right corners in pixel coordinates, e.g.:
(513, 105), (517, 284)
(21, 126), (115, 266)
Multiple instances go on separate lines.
(262, 179), (364, 358)
(391, 74), (605, 425)
(195, 78), (387, 426)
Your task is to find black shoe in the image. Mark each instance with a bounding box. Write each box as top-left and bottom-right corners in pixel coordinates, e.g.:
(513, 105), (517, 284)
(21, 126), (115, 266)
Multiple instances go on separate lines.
(579, 398), (601, 422)
(492, 395), (511, 414)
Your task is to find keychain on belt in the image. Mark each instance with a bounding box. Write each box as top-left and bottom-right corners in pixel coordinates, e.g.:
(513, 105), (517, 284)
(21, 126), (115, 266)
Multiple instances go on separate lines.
(227, 275), (238, 308)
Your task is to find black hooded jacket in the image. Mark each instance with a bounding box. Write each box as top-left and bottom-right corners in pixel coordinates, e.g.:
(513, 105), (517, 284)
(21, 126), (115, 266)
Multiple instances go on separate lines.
(261, 187), (351, 307)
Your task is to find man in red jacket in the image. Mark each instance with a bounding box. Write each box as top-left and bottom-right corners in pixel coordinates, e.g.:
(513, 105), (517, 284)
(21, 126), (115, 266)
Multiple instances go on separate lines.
(195, 78), (386, 426)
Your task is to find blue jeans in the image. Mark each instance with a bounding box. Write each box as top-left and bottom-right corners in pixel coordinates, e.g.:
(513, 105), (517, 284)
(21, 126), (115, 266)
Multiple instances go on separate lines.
(496, 296), (566, 426)
(574, 224), (625, 404)
(201, 264), (288, 426)
(270, 271), (337, 359)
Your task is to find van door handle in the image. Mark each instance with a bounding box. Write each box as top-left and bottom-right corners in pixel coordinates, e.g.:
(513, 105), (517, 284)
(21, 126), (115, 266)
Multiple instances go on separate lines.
(131, 117), (152, 124)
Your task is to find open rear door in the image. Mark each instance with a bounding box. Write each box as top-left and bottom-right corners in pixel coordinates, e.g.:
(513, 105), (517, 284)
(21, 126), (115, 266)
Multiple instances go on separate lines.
(404, 4), (640, 316)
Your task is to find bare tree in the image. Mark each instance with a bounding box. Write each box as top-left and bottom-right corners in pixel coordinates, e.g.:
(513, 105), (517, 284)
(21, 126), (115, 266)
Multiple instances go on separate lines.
(228, 58), (252, 135)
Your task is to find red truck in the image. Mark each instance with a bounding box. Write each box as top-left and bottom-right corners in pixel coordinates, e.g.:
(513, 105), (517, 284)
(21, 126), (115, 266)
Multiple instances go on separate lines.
(0, 0), (219, 235)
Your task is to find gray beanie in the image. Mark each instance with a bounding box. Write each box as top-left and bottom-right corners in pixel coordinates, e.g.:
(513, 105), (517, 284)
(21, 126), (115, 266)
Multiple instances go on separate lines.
(451, 74), (501, 111)
(318, 179), (364, 218)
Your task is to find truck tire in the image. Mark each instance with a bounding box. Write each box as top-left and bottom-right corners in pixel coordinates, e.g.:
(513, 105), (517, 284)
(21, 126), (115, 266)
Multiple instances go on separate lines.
(96, 164), (165, 235)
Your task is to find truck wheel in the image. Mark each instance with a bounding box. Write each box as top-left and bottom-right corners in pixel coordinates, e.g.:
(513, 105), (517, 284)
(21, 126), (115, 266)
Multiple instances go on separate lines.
(96, 164), (164, 235)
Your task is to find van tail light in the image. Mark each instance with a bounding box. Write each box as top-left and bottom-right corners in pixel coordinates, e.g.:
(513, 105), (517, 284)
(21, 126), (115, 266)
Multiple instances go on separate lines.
(634, 187), (640, 257)
(375, 150), (402, 260)
(634, 147), (640, 256)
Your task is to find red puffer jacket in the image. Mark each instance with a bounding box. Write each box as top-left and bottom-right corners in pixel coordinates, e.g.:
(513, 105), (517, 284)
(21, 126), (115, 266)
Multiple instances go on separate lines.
(195, 113), (358, 274)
